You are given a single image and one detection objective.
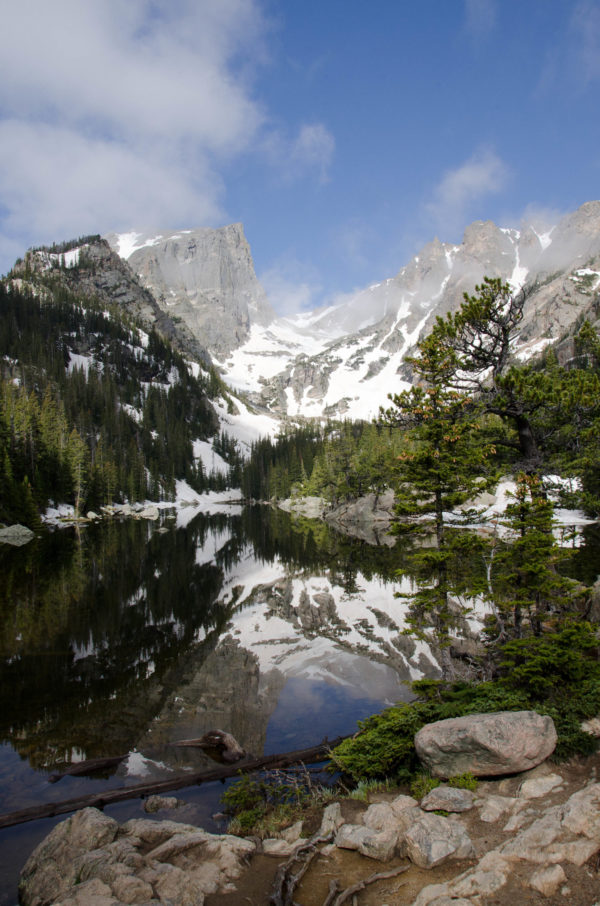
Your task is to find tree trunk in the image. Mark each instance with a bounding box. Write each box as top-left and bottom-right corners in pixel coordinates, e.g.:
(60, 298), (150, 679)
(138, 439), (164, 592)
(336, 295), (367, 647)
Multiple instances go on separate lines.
(514, 414), (540, 467)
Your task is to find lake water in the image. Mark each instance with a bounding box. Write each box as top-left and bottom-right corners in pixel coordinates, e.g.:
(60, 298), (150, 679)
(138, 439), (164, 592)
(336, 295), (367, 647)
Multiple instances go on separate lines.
(0, 504), (438, 903)
(1, 504), (597, 904)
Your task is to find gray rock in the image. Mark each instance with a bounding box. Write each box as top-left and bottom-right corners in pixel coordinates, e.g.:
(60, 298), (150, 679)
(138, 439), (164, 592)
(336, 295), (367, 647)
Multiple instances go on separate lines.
(528, 864), (566, 896)
(278, 496), (325, 519)
(362, 802), (396, 831)
(151, 862), (212, 904)
(319, 802), (344, 837)
(414, 711), (557, 778)
(20, 807), (257, 906)
(110, 873), (154, 902)
(390, 794), (419, 815)
(358, 828), (398, 862)
(138, 506), (159, 520)
(518, 773), (563, 799)
(400, 812), (474, 868)
(335, 823), (372, 851)
(0, 524), (35, 546)
(560, 781), (600, 839)
(420, 786), (476, 813)
(278, 820), (303, 844)
(478, 794), (518, 823)
(143, 795), (182, 813)
(52, 877), (120, 906)
(262, 838), (297, 856)
(324, 490), (396, 545)
(335, 822), (398, 862)
(19, 808), (119, 905)
(117, 224), (275, 359)
(121, 818), (199, 847)
(414, 777), (600, 904)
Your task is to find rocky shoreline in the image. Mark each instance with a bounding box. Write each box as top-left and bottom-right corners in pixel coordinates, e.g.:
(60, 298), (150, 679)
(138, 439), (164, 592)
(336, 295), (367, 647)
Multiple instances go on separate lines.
(18, 750), (600, 906)
(19, 710), (600, 906)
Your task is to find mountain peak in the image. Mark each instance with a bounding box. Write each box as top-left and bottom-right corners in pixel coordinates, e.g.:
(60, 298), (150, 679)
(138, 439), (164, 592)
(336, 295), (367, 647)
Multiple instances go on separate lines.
(106, 224), (275, 359)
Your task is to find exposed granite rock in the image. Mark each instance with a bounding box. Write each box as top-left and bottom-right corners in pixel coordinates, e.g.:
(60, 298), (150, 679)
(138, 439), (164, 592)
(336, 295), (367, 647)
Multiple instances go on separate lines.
(414, 711), (557, 778)
(420, 786), (477, 813)
(0, 524), (35, 546)
(413, 780), (600, 905)
(401, 812), (475, 868)
(143, 795), (183, 813)
(324, 489), (396, 545)
(19, 807), (256, 906)
(319, 803), (345, 837)
(257, 202), (600, 419)
(278, 496), (325, 519)
(115, 225), (275, 359)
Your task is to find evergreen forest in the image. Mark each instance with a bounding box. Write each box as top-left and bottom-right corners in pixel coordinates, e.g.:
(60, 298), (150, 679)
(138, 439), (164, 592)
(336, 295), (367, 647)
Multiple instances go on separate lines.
(0, 276), (235, 526)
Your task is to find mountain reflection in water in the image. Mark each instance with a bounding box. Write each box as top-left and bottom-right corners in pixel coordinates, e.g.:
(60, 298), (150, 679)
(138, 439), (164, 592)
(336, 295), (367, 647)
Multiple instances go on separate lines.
(0, 506), (598, 905)
(0, 505), (438, 809)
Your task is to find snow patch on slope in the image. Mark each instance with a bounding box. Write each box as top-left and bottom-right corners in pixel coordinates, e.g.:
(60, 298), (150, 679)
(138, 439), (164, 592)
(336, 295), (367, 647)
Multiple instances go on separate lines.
(216, 319), (335, 395)
(213, 396), (279, 454)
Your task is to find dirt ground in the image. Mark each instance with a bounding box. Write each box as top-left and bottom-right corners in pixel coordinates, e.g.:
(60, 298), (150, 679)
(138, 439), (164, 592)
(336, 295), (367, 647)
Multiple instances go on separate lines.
(205, 752), (600, 906)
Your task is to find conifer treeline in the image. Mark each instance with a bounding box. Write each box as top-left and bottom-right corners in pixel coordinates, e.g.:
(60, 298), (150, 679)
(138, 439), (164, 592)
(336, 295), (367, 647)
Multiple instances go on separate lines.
(240, 421), (405, 503)
(0, 282), (228, 525)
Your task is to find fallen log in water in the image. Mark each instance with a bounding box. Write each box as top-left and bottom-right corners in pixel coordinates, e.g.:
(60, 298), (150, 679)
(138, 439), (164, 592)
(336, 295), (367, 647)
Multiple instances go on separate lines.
(48, 755), (128, 783)
(0, 736), (347, 830)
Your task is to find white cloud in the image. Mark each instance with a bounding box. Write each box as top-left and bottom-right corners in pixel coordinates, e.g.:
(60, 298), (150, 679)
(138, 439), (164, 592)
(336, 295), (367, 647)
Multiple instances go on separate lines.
(569, 1), (600, 83)
(0, 0), (269, 271)
(290, 124), (335, 183)
(0, 0), (337, 273)
(0, 121), (222, 241)
(464, 0), (497, 40)
(0, 1), (265, 151)
(519, 203), (563, 233)
(425, 148), (509, 240)
(260, 261), (323, 316)
(263, 122), (335, 184)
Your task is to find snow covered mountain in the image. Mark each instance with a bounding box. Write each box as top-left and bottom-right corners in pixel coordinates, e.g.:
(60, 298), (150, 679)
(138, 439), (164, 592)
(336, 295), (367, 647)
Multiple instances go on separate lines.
(108, 202), (600, 422)
(106, 224), (275, 359)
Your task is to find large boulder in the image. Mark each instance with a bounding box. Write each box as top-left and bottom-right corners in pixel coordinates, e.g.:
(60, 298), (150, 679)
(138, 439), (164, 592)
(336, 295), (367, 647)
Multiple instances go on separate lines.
(19, 807), (256, 906)
(414, 711), (557, 778)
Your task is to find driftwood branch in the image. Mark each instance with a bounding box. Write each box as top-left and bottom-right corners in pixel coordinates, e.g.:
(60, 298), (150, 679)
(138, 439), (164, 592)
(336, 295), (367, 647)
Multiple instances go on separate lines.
(171, 729), (247, 763)
(0, 736), (347, 830)
(323, 864), (409, 906)
(322, 879), (340, 906)
(270, 832), (334, 906)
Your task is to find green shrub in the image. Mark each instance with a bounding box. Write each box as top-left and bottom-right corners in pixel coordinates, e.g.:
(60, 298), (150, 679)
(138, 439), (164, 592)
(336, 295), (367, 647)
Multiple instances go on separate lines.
(410, 774), (439, 799)
(498, 622), (600, 700)
(222, 769), (310, 835)
(448, 772), (478, 792)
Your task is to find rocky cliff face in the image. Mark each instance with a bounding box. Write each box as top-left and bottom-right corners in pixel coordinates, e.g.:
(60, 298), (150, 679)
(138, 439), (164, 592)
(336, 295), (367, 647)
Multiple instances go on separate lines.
(107, 224), (275, 359)
(11, 237), (212, 364)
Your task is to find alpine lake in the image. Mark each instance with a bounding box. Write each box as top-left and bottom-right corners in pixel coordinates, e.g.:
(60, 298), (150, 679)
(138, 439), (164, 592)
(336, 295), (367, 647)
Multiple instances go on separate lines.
(0, 502), (598, 904)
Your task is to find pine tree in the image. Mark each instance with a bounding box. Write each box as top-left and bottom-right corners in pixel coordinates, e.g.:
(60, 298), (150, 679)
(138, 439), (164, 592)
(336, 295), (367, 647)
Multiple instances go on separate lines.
(66, 428), (89, 516)
(380, 330), (497, 678)
(488, 473), (584, 641)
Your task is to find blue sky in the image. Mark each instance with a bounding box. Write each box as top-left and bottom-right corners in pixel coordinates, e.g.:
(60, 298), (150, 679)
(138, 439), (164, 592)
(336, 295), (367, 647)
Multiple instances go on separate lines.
(1, 1), (599, 313)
